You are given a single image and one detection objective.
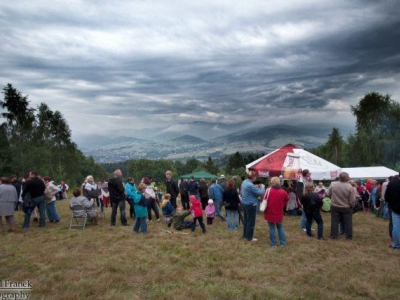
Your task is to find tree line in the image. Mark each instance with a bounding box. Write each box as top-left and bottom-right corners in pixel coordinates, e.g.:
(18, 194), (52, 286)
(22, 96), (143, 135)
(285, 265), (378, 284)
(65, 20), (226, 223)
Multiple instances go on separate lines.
(0, 84), (108, 185)
(309, 92), (400, 169)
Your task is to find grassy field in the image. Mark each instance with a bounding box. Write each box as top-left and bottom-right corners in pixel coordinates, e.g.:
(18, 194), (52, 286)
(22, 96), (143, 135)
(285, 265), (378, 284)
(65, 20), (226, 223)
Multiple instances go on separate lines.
(1, 199), (399, 300)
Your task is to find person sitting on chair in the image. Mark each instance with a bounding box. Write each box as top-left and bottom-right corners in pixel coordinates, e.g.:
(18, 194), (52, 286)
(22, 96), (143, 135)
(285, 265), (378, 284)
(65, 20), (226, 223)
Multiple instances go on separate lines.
(69, 188), (98, 225)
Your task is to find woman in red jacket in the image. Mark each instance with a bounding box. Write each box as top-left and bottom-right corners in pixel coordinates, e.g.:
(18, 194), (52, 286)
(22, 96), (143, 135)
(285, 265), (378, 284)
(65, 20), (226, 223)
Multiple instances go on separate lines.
(263, 177), (289, 247)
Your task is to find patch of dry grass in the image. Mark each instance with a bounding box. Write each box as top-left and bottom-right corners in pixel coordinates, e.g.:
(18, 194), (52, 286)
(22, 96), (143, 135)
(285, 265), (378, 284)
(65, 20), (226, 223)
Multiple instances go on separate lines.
(1, 200), (399, 299)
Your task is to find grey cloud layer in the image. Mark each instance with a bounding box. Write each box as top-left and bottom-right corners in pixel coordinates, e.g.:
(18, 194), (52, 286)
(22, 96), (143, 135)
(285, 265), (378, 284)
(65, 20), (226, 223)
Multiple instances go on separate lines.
(1, 0), (399, 138)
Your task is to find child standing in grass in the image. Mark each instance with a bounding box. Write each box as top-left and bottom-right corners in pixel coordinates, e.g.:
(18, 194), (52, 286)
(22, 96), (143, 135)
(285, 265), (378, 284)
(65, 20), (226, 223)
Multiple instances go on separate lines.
(189, 195), (206, 233)
(133, 183), (149, 234)
(161, 193), (175, 225)
(205, 199), (215, 225)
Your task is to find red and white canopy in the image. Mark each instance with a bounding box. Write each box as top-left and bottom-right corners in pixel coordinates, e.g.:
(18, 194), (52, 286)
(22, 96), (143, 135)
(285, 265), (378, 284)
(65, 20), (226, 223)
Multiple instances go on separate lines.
(246, 143), (341, 180)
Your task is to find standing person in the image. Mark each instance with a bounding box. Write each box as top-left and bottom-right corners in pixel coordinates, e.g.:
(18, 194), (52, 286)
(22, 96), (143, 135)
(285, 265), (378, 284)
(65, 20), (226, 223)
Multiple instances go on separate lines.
(241, 171), (265, 242)
(125, 177), (137, 219)
(380, 177), (391, 220)
(298, 169), (313, 231)
(10, 175), (22, 210)
(301, 182), (324, 240)
(22, 171), (46, 228)
(60, 181), (69, 200)
(328, 172), (356, 240)
(219, 175), (227, 190)
(165, 170), (179, 209)
(264, 177), (289, 247)
(205, 199), (215, 225)
(179, 179), (189, 210)
(370, 181), (379, 211)
(132, 183), (149, 234)
(0, 177), (18, 233)
(187, 176), (199, 198)
(223, 179), (241, 231)
(198, 178), (209, 210)
(384, 174), (400, 250)
(43, 177), (61, 223)
(161, 193), (175, 225)
(189, 195), (206, 233)
(209, 178), (226, 221)
(101, 181), (110, 208)
(109, 169), (128, 226)
(142, 177), (160, 222)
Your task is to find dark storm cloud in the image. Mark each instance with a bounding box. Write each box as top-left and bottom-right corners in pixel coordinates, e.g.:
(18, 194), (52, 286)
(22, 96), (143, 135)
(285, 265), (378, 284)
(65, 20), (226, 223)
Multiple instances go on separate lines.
(1, 0), (399, 138)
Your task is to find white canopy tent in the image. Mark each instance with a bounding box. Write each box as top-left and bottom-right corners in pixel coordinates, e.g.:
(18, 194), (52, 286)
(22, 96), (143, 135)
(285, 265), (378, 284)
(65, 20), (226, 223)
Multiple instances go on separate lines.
(342, 166), (398, 180)
(246, 144), (341, 180)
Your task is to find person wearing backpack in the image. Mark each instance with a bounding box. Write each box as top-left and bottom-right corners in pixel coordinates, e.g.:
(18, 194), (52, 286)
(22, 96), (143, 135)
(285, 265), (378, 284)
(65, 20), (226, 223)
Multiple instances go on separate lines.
(301, 182), (324, 240)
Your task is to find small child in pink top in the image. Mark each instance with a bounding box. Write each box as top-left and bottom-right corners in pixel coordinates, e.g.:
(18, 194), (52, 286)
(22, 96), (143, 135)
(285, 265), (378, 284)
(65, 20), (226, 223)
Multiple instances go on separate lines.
(205, 199), (215, 225)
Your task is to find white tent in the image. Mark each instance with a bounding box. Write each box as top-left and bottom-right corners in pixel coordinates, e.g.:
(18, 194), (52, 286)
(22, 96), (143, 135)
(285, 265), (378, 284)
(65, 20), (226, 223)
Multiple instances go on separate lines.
(342, 166), (398, 180)
(246, 144), (341, 180)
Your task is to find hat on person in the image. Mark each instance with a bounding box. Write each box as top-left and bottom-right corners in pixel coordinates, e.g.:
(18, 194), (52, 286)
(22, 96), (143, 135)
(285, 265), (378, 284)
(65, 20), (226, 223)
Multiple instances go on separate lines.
(220, 174), (225, 179)
(208, 199), (214, 204)
(189, 195), (197, 202)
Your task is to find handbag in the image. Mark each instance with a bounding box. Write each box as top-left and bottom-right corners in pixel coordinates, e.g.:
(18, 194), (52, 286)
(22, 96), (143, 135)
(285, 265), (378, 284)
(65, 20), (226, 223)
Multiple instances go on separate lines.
(260, 188), (271, 212)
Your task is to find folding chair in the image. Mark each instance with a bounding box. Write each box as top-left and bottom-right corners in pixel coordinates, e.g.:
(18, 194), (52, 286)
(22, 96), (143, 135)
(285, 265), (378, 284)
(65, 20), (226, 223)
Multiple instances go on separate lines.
(69, 205), (88, 230)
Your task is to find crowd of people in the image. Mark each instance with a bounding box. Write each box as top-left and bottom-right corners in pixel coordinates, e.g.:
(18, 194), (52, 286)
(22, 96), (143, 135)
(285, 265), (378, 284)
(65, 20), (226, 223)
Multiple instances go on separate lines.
(0, 168), (399, 251)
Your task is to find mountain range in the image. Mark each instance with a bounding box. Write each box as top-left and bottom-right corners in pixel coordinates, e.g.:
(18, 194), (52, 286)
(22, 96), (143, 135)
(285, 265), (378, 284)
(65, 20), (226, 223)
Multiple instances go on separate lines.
(75, 123), (353, 163)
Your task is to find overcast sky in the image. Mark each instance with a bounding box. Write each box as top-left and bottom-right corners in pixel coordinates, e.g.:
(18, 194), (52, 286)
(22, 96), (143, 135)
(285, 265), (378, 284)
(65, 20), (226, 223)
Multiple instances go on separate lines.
(1, 0), (399, 141)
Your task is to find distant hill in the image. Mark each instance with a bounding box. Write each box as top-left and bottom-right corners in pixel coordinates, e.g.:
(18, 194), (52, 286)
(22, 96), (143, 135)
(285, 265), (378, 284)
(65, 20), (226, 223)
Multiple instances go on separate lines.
(75, 123), (350, 162)
(170, 135), (208, 144)
(214, 124), (330, 144)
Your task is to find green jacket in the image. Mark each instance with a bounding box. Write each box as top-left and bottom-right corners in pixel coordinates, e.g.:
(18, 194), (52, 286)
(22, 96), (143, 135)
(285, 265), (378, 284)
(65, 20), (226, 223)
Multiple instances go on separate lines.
(172, 211), (191, 230)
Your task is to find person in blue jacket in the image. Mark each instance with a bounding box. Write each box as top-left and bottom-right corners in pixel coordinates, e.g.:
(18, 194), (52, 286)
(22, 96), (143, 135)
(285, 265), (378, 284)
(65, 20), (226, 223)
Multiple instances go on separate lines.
(132, 183), (149, 234)
(125, 177), (137, 219)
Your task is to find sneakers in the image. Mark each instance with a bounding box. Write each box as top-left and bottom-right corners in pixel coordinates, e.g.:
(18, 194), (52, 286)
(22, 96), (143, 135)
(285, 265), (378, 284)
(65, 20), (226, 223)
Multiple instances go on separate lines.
(250, 238), (258, 242)
(157, 219), (160, 222)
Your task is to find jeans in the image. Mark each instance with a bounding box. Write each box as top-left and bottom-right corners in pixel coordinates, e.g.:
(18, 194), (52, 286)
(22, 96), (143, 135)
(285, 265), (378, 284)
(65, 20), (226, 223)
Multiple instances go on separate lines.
(226, 210), (238, 230)
(382, 202), (389, 220)
(111, 200), (127, 225)
(191, 216), (206, 233)
(242, 204), (257, 241)
(391, 211), (400, 248)
(46, 201), (60, 222)
(126, 198), (135, 218)
(147, 198), (159, 220)
(95, 198), (104, 213)
(23, 196), (46, 228)
(331, 206), (352, 239)
(133, 217), (147, 233)
(305, 212), (323, 238)
(214, 200), (226, 221)
(268, 222), (286, 246)
(300, 209), (313, 229)
(170, 197), (177, 209)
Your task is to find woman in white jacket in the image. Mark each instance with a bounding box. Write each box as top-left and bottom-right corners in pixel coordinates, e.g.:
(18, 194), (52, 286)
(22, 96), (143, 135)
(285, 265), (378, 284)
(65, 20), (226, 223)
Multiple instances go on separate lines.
(44, 176), (61, 223)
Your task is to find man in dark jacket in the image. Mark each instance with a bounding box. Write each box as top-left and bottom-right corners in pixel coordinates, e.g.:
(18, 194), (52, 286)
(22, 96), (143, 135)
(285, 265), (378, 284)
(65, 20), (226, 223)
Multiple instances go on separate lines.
(186, 176), (199, 197)
(179, 179), (189, 210)
(165, 170), (179, 209)
(22, 171), (46, 228)
(109, 169), (128, 226)
(385, 174), (400, 249)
